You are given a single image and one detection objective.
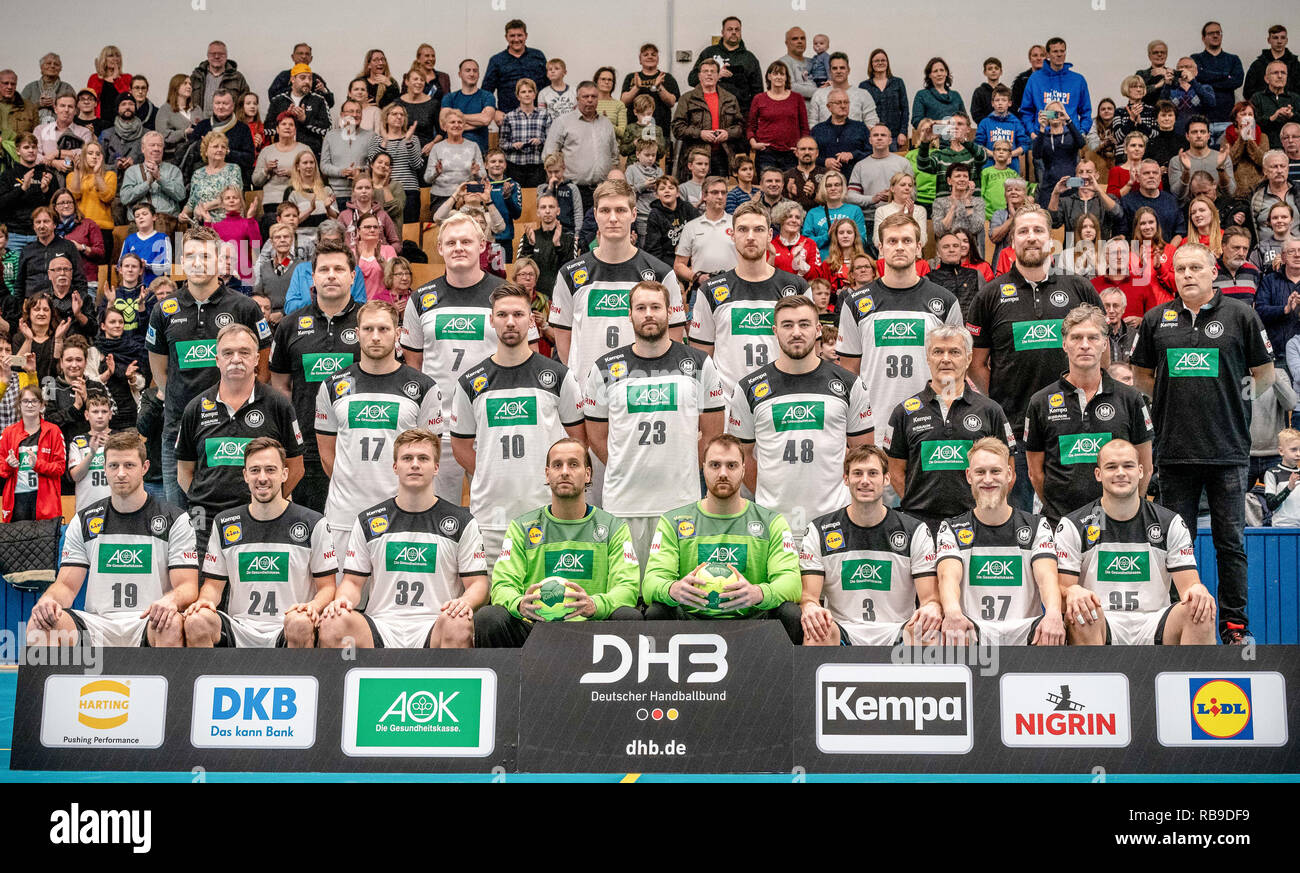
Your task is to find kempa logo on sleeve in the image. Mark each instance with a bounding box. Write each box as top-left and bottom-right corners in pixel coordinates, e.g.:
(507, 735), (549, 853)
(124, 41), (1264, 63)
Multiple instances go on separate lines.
(1166, 347), (1220, 377)
(841, 558), (892, 591)
(1154, 671), (1288, 747)
(434, 312), (486, 340)
(874, 318), (925, 347)
(176, 339), (218, 369)
(730, 306), (775, 335)
(999, 673), (1132, 748)
(204, 438), (251, 467)
(348, 400), (401, 429)
(920, 439), (971, 471)
(303, 352), (354, 382)
(1010, 319), (1063, 351)
(190, 675), (318, 749)
(341, 668), (497, 756)
(627, 382), (678, 413)
(41, 675), (168, 749)
(696, 542), (748, 567)
(237, 551), (290, 583)
(772, 400), (825, 431)
(970, 554), (1023, 586)
(816, 664), (973, 754)
(386, 541), (438, 572)
(544, 548), (594, 579)
(486, 396), (538, 426)
(1096, 550), (1151, 582)
(1058, 432), (1112, 464)
(97, 544), (152, 574)
(586, 288), (631, 317)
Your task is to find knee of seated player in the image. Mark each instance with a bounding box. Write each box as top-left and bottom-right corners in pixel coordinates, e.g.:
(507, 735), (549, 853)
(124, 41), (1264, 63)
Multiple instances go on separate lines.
(182, 610), (221, 647)
(607, 606), (645, 621)
(1066, 611), (1106, 645)
(148, 619), (184, 648)
(26, 616), (78, 646)
(317, 614), (359, 648)
(434, 612), (474, 648)
(803, 623), (841, 646)
(1166, 602), (1217, 645)
(282, 613), (316, 648)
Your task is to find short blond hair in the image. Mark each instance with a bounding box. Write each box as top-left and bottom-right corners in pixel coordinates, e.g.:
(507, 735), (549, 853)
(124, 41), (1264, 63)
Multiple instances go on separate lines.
(968, 436), (1010, 467)
(1278, 428), (1300, 447)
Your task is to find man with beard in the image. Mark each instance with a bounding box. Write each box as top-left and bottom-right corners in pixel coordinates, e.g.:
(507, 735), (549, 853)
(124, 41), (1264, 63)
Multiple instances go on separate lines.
(642, 434), (803, 641)
(693, 202), (810, 397)
(451, 283), (586, 571)
(183, 438), (336, 647)
(1055, 440), (1217, 645)
(967, 205), (1104, 510)
(729, 295), (873, 535)
(587, 280), (723, 570)
(934, 437), (1064, 646)
(1213, 226), (1261, 304)
(474, 438), (643, 647)
(800, 444), (940, 646)
(99, 95), (145, 172)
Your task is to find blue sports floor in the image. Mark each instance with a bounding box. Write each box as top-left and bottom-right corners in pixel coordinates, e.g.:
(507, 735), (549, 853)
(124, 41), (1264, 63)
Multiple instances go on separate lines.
(1, 667), (1293, 783)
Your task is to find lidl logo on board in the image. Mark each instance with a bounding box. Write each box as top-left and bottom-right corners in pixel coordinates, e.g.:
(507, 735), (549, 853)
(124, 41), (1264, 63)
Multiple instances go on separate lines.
(1190, 677), (1253, 741)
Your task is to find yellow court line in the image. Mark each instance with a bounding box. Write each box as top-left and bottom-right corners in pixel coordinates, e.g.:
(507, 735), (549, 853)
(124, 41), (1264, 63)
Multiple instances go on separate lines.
(620, 773), (641, 783)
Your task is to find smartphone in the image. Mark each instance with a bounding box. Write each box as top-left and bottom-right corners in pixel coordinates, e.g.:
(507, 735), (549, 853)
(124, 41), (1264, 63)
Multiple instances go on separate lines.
(1043, 110), (1059, 120)
(8, 355), (24, 368)
(1066, 176), (1085, 188)
(933, 123), (953, 140)
(466, 182), (486, 194)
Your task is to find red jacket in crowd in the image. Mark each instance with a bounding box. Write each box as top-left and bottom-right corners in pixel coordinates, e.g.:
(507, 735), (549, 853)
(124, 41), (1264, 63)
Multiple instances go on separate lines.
(0, 418), (66, 522)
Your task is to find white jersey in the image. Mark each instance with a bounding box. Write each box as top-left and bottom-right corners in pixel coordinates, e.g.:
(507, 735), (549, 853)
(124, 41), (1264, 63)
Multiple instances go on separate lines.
(450, 352), (584, 529)
(728, 360), (874, 530)
(549, 249), (687, 382)
(585, 342), (725, 517)
(836, 279), (963, 424)
(691, 269), (811, 397)
(315, 364), (443, 528)
(400, 272), (538, 390)
(67, 434), (110, 510)
(345, 497), (486, 622)
(936, 509), (1056, 625)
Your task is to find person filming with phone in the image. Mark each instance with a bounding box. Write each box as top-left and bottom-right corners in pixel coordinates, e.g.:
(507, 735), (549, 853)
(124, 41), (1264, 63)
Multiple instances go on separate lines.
(1047, 157), (1122, 239)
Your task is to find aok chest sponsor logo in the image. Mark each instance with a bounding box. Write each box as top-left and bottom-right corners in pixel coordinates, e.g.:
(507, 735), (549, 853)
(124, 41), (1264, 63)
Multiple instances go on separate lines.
(1011, 319), (1064, 351)
(771, 400), (825, 432)
(348, 400), (401, 429)
(341, 669), (496, 757)
(696, 542), (748, 568)
(969, 553), (1023, 587)
(816, 664), (973, 754)
(1096, 550), (1150, 582)
(920, 439), (971, 471)
(874, 318), (925, 347)
(176, 339), (218, 369)
(730, 306), (775, 335)
(1000, 673), (1131, 748)
(385, 541), (438, 573)
(486, 396), (538, 426)
(586, 288), (631, 317)
(1058, 432), (1112, 465)
(433, 312), (486, 340)
(41, 675), (169, 749)
(1154, 671), (1288, 747)
(626, 382), (678, 413)
(205, 437), (252, 467)
(841, 557), (892, 591)
(544, 548), (595, 579)
(97, 543), (153, 574)
(303, 352), (353, 382)
(237, 551), (290, 583)
(1166, 347), (1220, 377)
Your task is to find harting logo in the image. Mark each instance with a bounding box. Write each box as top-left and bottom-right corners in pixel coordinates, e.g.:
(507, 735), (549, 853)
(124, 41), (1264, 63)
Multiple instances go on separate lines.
(78, 680), (131, 729)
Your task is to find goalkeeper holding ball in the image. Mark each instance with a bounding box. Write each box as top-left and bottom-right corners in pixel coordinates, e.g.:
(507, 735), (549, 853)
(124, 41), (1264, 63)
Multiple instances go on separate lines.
(474, 438), (643, 647)
(642, 434), (804, 642)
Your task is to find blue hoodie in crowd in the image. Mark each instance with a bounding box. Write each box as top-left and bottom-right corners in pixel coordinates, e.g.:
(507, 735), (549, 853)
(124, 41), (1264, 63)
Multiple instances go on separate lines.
(1018, 61), (1092, 134)
(974, 111), (1031, 171)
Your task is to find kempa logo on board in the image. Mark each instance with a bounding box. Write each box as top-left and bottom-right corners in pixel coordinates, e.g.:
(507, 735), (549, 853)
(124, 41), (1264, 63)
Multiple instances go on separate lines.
(191, 676), (318, 749)
(816, 664), (973, 754)
(999, 673), (1131, 748)
(41, 675), (168, 749)
(341, 668), (497, 757)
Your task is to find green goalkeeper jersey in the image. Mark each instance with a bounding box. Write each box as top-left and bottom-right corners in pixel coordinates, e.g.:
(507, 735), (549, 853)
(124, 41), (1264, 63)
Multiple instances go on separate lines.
(642, 499), (801, 618)
(491, 504), (640, 620)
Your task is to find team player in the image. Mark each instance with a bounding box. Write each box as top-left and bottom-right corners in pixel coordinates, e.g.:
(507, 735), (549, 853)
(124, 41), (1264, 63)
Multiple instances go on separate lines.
(1055, 439), (1217, 645)
(642, 434), (803, 641)
(451, 284), (586, 568)
(317, 301), (442, 566)
(66, 393), (113, 511)
(27, 432), (197, 647)
(402, 211), (538, 502)
(799, 445), (941, 646)
(934, 437), (1065, 646)
(184, 438), (336, 647)
(318, 428), (487, 648)
(883, 325), (1014, 532)
(837, 213), (963, 422)
(474, 438), (643, 647)
(729, 295), (873, 534)
(691, 202), (810, 397)
(586, 280), (724, 568)
(269, 241), (362, 513)
(1024, 304), (1154, 523)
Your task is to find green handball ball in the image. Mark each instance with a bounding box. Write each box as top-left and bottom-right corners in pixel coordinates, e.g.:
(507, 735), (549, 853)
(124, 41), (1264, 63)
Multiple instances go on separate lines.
(534, 576), (572, 621)
(695, 562), (736, 613)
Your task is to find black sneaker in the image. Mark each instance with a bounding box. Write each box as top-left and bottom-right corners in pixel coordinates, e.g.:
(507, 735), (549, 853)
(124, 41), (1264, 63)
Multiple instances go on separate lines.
(1222, 628), (1253, 646)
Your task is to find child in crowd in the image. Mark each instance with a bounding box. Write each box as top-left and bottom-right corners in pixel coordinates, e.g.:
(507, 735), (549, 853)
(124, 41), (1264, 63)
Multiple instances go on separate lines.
(818, 324), (839, 363)
(644, 175), (698, 266)
(624, 139), (664, 240)
(1250, 203), (1293, 273)
(680, 146), (711, 208)
(1264, 428), (1300, 527)
(809, 277), (837, 327)
(980, 140), (1019, 220)
(67, 392), (114, 511)
(93, 306), (146, 430)
(538, 153), (583, 232)
(620, 93), (667, 160)
(250, 292), (273, 324)
(809, 35), (832, 87)
(484, 148), (522, 263)
(975, 85), (1029, 172)
(970, 57), (1002, 123)
(119, 202), (172, 281)
(726, 154), (758, 213)
(538, 58), (576, 119)
(100, 252), (148, 335)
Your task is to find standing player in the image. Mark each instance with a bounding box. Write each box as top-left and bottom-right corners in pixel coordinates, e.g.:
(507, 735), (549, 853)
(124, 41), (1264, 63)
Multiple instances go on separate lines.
(402, 211), (538, 502)
(642, 434), (803, 640)
(474, 438), (643, 647)
(691, 202), (809, 397)
(318, 428), (487, 649)
(269, 241), (362, 512)
(66, 393), (113, 512)
(934, 437), (1065, 646)
(586, 280), (724, 568)
(183, 438), (336, 647)
(729, 295), (873, 534)
(27, 432), (197, 647)
(451, 284), (586, 568)
(1056, 439), (1217, 645)
(837, 213), (963, 423)
(800, 445), (941, 646)
(317, 302), (442, 566)
(883, 325), (1015, 532)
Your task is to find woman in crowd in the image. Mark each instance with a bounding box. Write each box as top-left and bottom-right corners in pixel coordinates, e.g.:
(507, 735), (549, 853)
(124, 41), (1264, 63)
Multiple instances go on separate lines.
(424, 109), (483, 214)
(252, 114), (311, 229)
(65, 141), (116, 234)
(1086, 98), (1119, 173)
(1224, 101), (1269, 194)
(0, 385), (65, 522)
(13, 293), (64, 383)
(817, 218), (868, 292)
(1112, 75), (1158, 140)
(252, 222), (296, 323)
(382, 256), (413, 312)
(1128, 206), (1175, 306)
(358, 49), (398, 108)
(352, 213), (397, 302)
(211, 186), (261, 282)
(954, 227), (994, 281)
(86, 45), (131, 126)
(1059, 213), (1103, 277)
(593, 67), (627, 136)
(338, 174), (399, 250)
(344, 77), (381, 131)
(1034, 101), (1083, 206)
(501, 78), (550, 188)
(239, 92), (267, 159)
(287, 151), (337, 229)
(398, 67), (440, 155)
(770, 201), (821, 279)
(182, 131), (243, 225)
(802, 170), (866, 260)
(862, 49), (909, 151)
(1107, 131), (1149, 197)
(747, 61), (808, 173)
(370, 103), (425, 223)
(516, 193), (577, 295)
(1250, 202), (1293, 273)
(1159, 194), (1222, 288)
(512, 255), (555, 357)
(155, 74), (197, 161)
(367, 151), (405, 226)
(871, 172), (927, 250)
(49, 188), (104, 289)
(912, 57), (965, 128)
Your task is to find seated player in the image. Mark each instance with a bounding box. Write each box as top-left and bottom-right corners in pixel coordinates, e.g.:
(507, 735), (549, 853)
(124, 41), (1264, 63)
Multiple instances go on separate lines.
(800, 445), (940, 646)
(26, 432), (196, 647)
(934, 437), (1065, 646)
(642, 434), (803, 641)
(474, 438), (643, 647)
(183, 438), (336, 648)
(318, 428), (487, 649)
(1055, 439), (1216, 645)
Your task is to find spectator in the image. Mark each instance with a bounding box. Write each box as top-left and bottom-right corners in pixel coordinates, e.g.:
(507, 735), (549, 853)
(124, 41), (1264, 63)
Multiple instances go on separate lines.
(34, 93), (90, 173)
(1127, 206), (1176, 303)
(1252, 60), (1300, 146)
(674, 176), (736, 290)
(753, 165), (794, 216)
(0, 334), (32, 433)
(620, 93), (668, 162)
(382, 255), (413, 313)
(17, 207), (86, 296)
(1032, 101), (1084, 205)
(769, 201), (821, 280)
(592, 67), (627, 136)
(861, 48), (909, 152)
(931, 163), (986, 254)
(538, 153), (583, 232)
(1249, 150), (1298, 239)
(538, 58), (576, 120)
(484, 148), (522, 260)
(321, 99), (379, 200)
(1058, 213), (1103, 278)
(120, 202), (172, 283)
(13, 292), (62, 382)
(1085, 97), (1118, 170)
(0, 385), (64, 522)
(747, 61), (809, 173)
(363, 151), (403, 228)
(783, 136), (823, 211)
(1250, 202), (1295, 273)
(517, 193), (577, 295)
(501, 78), (550, 187)
(285, 151), (337, 231)
(351, 213), (396, 302)
(188, 90), (256, 186)
(368, 105), (425, 224)
(21, 53), (75, 126)
(928, 231), (982, 314)
(915, 115), (985, 200)
(356, 49), (398, 109)
(267, 64), (332, 155)
(50, 188), (104, 289)
(211, 186), (261, 281)
(1121, 159), (1184, 239)
(42, 334), (106, 441)
(1113, 76), (1158, 143)
(74, 90), (100, 135)
(1094, 269), (1140, 362)
(846, 124), (911, 223)
(808, 53), (878, 128)
(672, 59), (744, 179)
(802, 170), (866, 259)
(484, 18), (547, 118)
(1169, 116), (1235, 204)
(687, 15), (763, 116)
(1107, 130), (1149, 198)
(86, 45), (131, 126)
(98, 95), (144, 174)
(1048, 157), (1123, 238)
(1010, 44), (1047, 121)
(1245, 25), (1300, 101)
(776, 27), (816, 102)
(974, 85), (1030, 172)
(872, 172), (927, 251)
(979, 140), (1019, 220)
(267, 43), (334, 108)
(412, 44), (452, 101)
(182, 131), (244, 226)
(442, 59), (495, 154)
(1160, 57), (1215, 135)
(912, 57), (966, 127)
(424, 108), (484, 212)
(1018, 37), (1092, 135)
(251, 222), (297, 320)
(1225, 101), (1269, 194)
(0, 135), (58, 250)
(1192, 23), (1243, 127)
(342, 78), (381, 132)
(155, 75), (197, 162)
(970, 57), (1003, 125)
(816, 218), (868, 292)
(396, 68), (440, 155)
(1214, 226), (1261, 304)
(989, 178), (1030, 265)
(1136, 39), (1176, 107)
(43, 254), (96, 340)
(643, 176), (697, 267)
(1256, 237), (1300, 358)
(953, 227), (993, 281)
(625, 139), (664, 236)
(812, 90), (870, 177)
(101, 252), (149, 334)
(119, 131), (185, 219)
(725, 154), (757, 214)
(545, 82), (619, 207)
(0, 70), (38, 141)
(678, 147), (710, 208)
(337, 174), (398, 250)
(189, 40), (250, 118)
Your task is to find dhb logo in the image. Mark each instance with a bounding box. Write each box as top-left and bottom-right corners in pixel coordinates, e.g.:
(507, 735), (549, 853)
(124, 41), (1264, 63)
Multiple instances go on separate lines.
(580, 634), (728, 684)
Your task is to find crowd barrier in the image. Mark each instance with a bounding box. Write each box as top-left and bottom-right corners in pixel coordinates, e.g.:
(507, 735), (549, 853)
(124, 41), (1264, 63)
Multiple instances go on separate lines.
(10, 623), (1297, 775)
